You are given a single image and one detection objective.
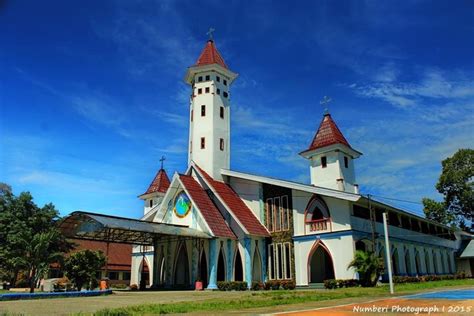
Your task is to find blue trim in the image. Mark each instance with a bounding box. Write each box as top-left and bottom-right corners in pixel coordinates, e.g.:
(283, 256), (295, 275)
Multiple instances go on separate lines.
(206, 239), (218, 290)
(132, 252), (154, 257)
(244, 237), (252, 289)
(0, 290), (112, 301)
(293, 230), (354, 242)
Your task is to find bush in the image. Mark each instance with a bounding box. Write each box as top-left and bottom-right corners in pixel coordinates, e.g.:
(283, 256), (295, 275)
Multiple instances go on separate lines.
(393, 274), (465, 284)
(217, 281), (248, 291)
(130, 284), (138, 291)
(280, 280), (296, 290)
(251, 281), (264, 291)
(264, 280), (281, 290)
(324, 279), (359, 289)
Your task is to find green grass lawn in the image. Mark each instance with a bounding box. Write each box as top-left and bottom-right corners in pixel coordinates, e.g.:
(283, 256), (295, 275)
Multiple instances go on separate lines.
(86, 279), (474, 316)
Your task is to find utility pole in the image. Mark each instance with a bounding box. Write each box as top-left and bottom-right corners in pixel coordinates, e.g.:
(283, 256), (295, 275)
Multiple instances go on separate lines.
(368, 194), (376, 252)
(383, 212), (394, 294)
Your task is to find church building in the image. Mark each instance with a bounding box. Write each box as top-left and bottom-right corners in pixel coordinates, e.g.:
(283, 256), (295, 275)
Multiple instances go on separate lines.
(127, 38), (470, 289)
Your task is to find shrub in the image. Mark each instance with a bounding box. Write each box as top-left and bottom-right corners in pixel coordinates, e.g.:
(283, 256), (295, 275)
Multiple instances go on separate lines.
(280, 280), (296, 290)
(251, 281), (264, 291)
(130, 284), (138, 291)
(217, 281), (248, 291)
(324, 279), (359, 289)
(264, 280), (281, 290)
(348, 250), (384, 287)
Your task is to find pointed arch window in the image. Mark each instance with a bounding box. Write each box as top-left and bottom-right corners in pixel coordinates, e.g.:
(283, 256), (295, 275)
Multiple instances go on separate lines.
(305, 196), (330, 232)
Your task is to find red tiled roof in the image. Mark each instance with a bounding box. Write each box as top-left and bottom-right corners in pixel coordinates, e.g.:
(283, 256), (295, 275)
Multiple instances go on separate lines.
(195, 166), (270, 237)
(55, 239), (132, 271)
(142, 168), (170, 196)
(179, 174), (236, 239)
(303, 113), (351, 153)
(195, 40), (228, 69)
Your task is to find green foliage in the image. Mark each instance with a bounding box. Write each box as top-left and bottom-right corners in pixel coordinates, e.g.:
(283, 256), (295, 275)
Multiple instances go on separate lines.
(422, 198), (453, 225)
(0, 186), (72, 292)
(216, 281), (248, 291)
(324, 279), (360, 289)
(64, 250), (106, 291)
(423, 149), (474, 228)
(347, 250), (384, 287)
(251, 281), (264, 291)
(392, 273), (466, 283)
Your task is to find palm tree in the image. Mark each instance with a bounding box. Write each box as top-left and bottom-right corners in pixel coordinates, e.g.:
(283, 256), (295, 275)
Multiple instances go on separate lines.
(348, 250), (384, 287)
(15, 230), (64, 293)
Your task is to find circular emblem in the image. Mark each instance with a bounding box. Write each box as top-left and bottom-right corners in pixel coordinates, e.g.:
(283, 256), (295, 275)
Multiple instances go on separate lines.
(174, 192), (192, 218)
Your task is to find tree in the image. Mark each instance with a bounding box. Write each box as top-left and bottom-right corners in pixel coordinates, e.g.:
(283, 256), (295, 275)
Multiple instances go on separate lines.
(348, 250), (384, 287)
(422, 198), (454, 225)
(0, 186), (72, 291)
(64, 250), (106, 291)
(423, 149), (474, 228)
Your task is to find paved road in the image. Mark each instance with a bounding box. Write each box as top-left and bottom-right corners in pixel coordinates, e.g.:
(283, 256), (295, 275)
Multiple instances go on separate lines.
(0, 290), (248, 316)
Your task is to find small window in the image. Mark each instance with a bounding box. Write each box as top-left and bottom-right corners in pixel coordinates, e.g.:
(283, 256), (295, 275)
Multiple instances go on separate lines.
(220, 106), (224, 119)
(198, 88), (202, 94)
(198, 76), (203, 82)
(216, 88), (220, 95)
(216, 76), (220, 82)
(223, 79), (227, 86)
(200, 137), (205, 149)
(108, 272), (119, 280)
(191, 109), (193, 122)
(321, 156), (327, 168)
(344, 156), (349, 168)
(220, 138), (224, 151)
(201, 105), (205, 116)
(223, 91), (228, 98)
(122, 272), (131, 280)
(205, 87), (210, 93)
(205, 75), (210, 81)
(149, 200), (153, 208)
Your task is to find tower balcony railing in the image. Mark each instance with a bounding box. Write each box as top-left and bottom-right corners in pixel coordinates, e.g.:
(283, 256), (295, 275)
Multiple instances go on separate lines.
(305, 217), (332, 233)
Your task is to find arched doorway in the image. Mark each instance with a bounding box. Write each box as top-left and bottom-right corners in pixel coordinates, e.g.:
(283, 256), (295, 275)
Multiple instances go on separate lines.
(139, 258), (150, 288)
(199, 250), (208, 287)
(174, 243), (190, 286)
(391, 248), (399, 275)
(217, 247), (226, 282)
(252, 248), (262, 282)
(234, 249), (243, 281)
(415, 250), (422, 275)
(308, 243), (334, 283)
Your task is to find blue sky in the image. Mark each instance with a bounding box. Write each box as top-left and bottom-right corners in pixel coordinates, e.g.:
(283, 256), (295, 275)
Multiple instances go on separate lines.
(1, 0), (473, 219)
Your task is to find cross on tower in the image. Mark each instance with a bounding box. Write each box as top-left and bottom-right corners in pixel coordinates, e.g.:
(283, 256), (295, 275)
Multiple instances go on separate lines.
(206, 27), (215, 41)
(159, 156), (166, 170)
(320, 96), (332, 114)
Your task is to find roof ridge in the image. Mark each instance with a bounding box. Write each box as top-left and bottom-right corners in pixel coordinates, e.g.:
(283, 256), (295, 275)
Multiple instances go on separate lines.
(304, 113), (351, 153)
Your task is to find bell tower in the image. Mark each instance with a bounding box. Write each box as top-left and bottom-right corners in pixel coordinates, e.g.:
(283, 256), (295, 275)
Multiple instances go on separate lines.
(185, 37), (238, 180)
(300, 111), (362, 194)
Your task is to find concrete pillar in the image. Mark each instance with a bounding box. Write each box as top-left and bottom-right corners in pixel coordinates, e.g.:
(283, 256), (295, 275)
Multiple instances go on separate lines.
(226, 239), (234, 281)
(407, 245), (417, 276)
(416, 247), (427, 275)
(427, 249), (435, 274)
(152, 238), (160, 287)
(435, 249), (443, 274)
(244, 237), (252, 289)
(396, 244), (407, 275)
(449, 251), (456, 274)
(207, 238), (218, 290)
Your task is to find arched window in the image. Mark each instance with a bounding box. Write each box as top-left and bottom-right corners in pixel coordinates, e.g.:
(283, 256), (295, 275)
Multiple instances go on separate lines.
(305, 196), (330, 222)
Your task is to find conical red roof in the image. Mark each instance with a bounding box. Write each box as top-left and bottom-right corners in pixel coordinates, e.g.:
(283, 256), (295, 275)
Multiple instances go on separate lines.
(303, 113), (351, 153)
(142, 168), (170, 196)
(195, 40), (228, 69)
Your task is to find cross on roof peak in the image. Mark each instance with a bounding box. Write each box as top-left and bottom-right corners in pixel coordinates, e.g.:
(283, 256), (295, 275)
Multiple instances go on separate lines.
(320, 96), (332, 115)
(159, 155), (166, 170)
(206, 27), (215, 41)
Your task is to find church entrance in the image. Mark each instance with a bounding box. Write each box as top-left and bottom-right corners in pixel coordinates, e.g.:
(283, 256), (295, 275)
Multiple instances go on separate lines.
(252, 249), (262, 282)
(174, 243), (190, 286)
(199, 251), (208, 287)
(217, 248), (226, 281)
(234, 249), (243, 281)
(308, 243), (334, 283)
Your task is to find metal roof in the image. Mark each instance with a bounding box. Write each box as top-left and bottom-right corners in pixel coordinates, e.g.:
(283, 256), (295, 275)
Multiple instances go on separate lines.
(58, 211), (211, 245)
(460, 239), (474, 258)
